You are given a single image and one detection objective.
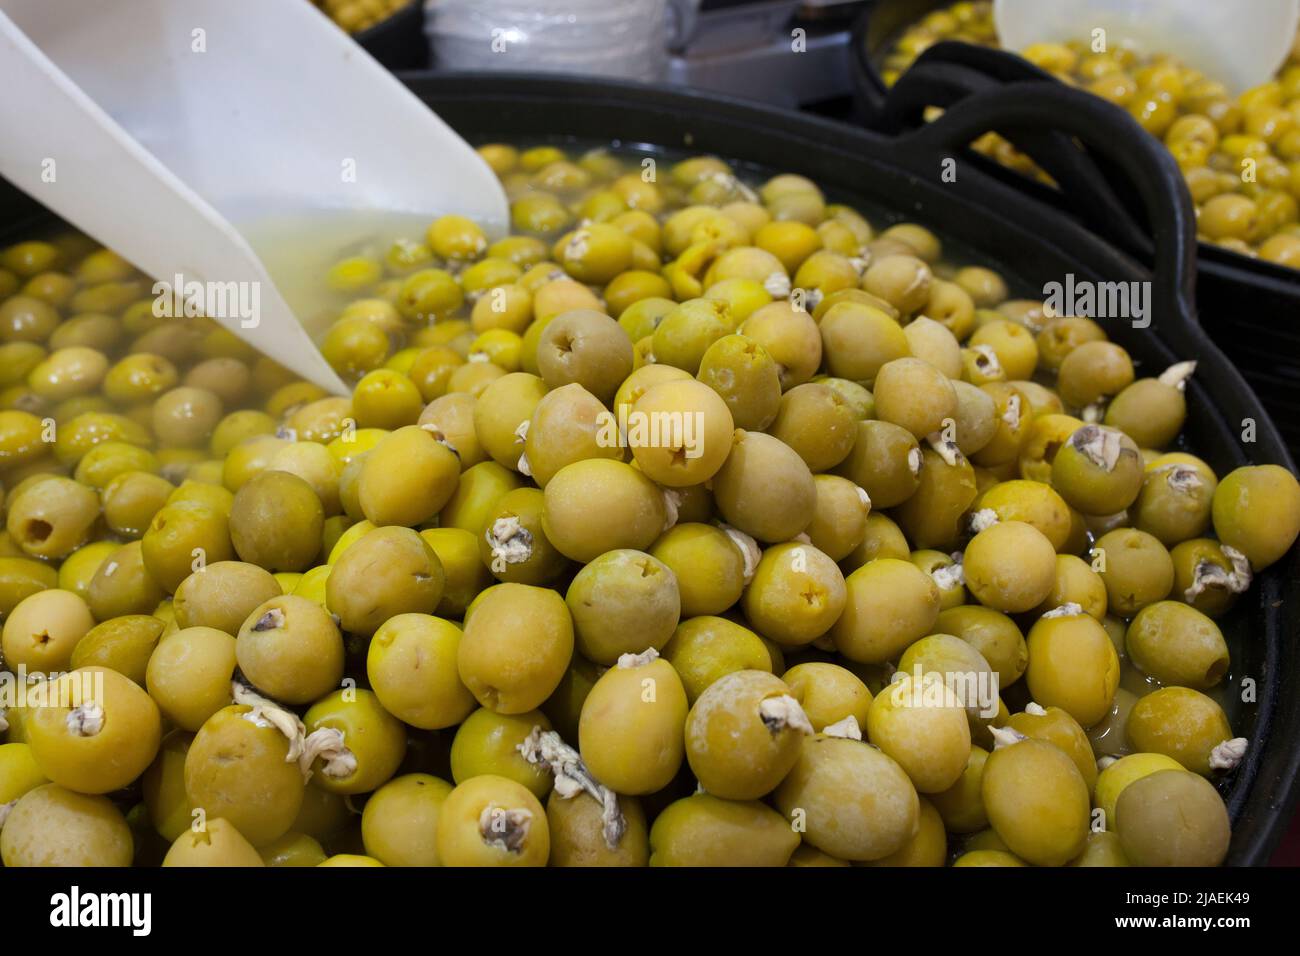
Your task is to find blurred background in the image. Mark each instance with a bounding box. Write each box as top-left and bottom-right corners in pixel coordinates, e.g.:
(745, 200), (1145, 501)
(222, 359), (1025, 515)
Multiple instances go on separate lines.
(316, 0), (865, 115)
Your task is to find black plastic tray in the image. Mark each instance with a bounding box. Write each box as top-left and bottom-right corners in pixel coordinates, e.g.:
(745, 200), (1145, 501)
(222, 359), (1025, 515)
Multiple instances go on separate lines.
(367, 71), (1300, 864)
(3, 71), (1298, 864)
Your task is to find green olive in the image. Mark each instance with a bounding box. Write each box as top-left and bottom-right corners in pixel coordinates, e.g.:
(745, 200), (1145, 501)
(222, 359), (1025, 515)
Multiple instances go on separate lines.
(439, 460), (524, 533)
(867, 672), (971, 792)
(1094, 751), (1185, 829)
(173, 560), (282, 635)
(1094, 527), (1174, 616)
(1005, 705), (1099, 793)
(67, 616), (160, 687)
(893, 447), (979, 550)
(1057, 341), (1134, 408)
(650, 523), (746, 617)
(537, 309), (632, 403)
(834, 419), (921, 509)
(1035, 553), (1108, 620)
(184, 703), (305, 845)
(5, 476), (100, 560)
(302, 689), (407, 795)
(776, 735), (921, 861)
(2, 587), (94, 672)
(873, 358), (957, 439)
(1105, 377), (1187, 449)
(361, 774), (454, 867)
(832, 558), (940, 663)
(0, 295), (60, 343)
(521, 382), (624, 488)
(367, 613), (476, 730)
(897, 633), (997, 723)
(267, 441), (342, 517)
(478, 486), (568, 587)
(1025, 609), (1120, 727)
(780, 661), (872, 732)
(711, 430), (815, 543)
(86, 541), (165, 619)
(27, 667), (162, 795)
(766, 382), (856, 472)
(649, 793), (799, 866)
(259, 831), (327, 868)
(146, 627), (237, 731)
(436, 775), (549, 867)
(659, 615), (772, 704)
(739, 300), (822, 390)
(930, 745), (990, 834)
(818, 301), (910, 384)
(566, 549), (680, 664)
(651, 298), (736, 376)
(458, 583), (573, 714)
(963, 521), (1057, 613)
(547, 790), (650, 867)
(102, 470), (175, 539)
(1129, 453), (1215, 546)
(1126, 600), (1229, 688)
(981, 738), (1089, 866)
(142, 502), (235, 593)
(1069, 829), (1130, 867)
(1126, 687), (1234, 776)
(977, 479), (1073, 550)
(0, 409), (51, 474)
(1167, 537), (1238, 618)
(153, 386), (224, 447)
(629, 378), (735, 488)
(685, 669), (809, 799)
(861, 795), (948, 867)
(806, 474), (871, 561)
(579, 653), (688, 794)
(1115, 769), (1230, 866)
(326, 525), (444, 635)
(236, 595), (344, 704)
(141, 730), (195, 842)
(542, 459), (666, 562)
(418, 527), (493, 618)
(1211, 464), (1300, 570)
(450, 707), (554, 799)
(161, 816), (265, 866)
(1, 784), (133, 867)
(1051, 425), (1144, 515)
(357, 425), (460, 527)
(228, 470), (324, 573)
(696, 334), (782, 431)
(935, 605), (1028, 687)
(472, 372), (548, 471)
(742, 542), (846, 647)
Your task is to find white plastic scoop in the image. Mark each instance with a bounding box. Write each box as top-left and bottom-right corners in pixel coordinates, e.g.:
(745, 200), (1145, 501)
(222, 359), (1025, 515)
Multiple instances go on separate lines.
(995, 0), (1300, 95)
(0, 0), (507, 394)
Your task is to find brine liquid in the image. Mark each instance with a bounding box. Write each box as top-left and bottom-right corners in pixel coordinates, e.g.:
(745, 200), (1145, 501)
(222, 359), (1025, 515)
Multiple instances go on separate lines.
(235, 207), (506, 342)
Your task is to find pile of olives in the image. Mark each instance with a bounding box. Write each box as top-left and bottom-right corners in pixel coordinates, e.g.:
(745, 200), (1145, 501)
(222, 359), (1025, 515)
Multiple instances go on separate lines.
(1, 139), (1298, 868)
(884, 0), (1300, 266)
